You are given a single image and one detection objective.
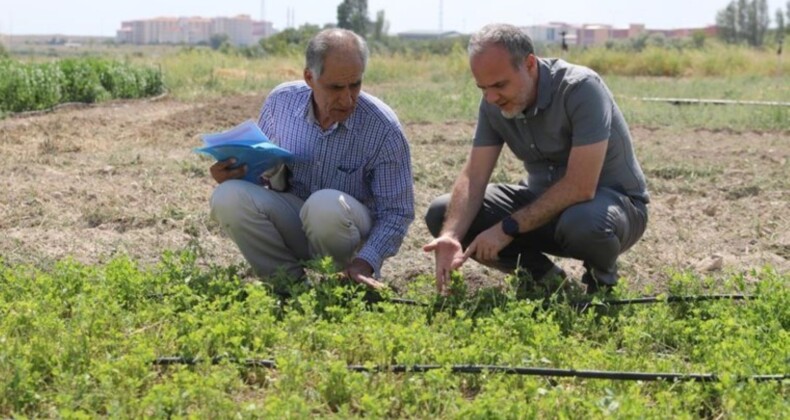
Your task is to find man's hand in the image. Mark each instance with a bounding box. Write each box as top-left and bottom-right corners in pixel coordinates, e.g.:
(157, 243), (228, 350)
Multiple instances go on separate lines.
(343, 258), (385, 290)
(422, 235), (467, 295)
(210, 158), (247, 184)
(463, 224), (514, 264)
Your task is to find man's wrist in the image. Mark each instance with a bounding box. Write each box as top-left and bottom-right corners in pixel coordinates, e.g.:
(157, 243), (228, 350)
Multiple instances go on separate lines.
(501, 215), (520, 237)
(439, 230), (462, 242)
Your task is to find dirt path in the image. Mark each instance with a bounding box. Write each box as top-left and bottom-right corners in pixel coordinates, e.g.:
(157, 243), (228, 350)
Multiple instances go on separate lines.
(1, 95), (787, 291)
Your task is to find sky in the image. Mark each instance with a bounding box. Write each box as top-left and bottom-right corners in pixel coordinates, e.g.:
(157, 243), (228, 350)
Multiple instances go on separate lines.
(0, 0), (786, 37)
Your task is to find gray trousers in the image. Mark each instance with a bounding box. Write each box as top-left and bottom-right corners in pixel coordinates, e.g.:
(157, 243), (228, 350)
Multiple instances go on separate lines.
(425, 183), (648, 285)
(210, 180), (372, 279)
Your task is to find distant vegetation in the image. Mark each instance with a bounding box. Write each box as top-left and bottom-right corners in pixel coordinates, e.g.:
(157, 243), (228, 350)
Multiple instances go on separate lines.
(715, 0), (785, 47)
(0, 58), (164, 113)
(1, 24), (787, 129)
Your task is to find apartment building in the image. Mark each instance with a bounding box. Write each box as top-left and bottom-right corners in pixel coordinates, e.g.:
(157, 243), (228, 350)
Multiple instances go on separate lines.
(522, 22), (716, 47)
(116, 15), (274, 46)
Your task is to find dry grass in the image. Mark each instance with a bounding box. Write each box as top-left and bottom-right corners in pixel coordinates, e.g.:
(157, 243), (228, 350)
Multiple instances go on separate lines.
(0, 93), (787, 292)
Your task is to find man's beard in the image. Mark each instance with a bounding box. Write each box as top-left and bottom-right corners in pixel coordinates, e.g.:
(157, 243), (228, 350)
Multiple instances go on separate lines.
(499, 98), (526, 119)
(500, 109), (520, 119)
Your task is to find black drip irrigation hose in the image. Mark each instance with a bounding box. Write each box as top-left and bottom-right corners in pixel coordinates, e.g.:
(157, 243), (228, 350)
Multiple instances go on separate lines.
(151, 357), (788, 383)
(144, 292), (756, 310)
(149, 294), (784, 383)
(379, 294), (755, 309)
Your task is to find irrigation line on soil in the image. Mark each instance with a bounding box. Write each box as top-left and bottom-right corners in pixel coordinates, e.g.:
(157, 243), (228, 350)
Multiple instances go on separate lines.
(144, 292), (755, 309)
(382, 294), (755, 309)
(151, 357), (788, 383)
(627, 96), (790, 107)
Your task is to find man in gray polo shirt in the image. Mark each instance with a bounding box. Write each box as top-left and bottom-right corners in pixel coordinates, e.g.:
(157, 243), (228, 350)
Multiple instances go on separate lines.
(423, 23), (649, 295)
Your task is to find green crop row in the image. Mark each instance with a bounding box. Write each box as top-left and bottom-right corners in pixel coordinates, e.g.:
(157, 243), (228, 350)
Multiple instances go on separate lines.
(0, 58), (164, 113)
(0, 250), (787, 418)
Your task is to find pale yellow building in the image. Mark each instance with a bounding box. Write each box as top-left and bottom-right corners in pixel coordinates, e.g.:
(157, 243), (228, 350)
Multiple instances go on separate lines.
(116, 15), (273, 46)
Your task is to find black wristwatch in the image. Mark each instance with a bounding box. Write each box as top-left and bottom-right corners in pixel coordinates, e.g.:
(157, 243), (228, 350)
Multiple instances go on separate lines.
(501, 215), (520, 237)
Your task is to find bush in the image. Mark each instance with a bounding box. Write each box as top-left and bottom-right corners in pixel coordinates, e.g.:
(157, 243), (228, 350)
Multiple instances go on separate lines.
(0, 61), (63, 112)
(0, 58), (165, 114)
(59, 58), (109, 103)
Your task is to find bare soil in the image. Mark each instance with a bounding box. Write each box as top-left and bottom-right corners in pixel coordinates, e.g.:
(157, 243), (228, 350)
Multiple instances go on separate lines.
(1, 94), (787, 292)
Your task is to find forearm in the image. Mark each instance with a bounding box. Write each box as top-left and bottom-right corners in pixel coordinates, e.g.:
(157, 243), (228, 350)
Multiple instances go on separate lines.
(356, 212), (413, 275)
(441, 146), (501, 240)
(511, 176), (593, 232)
(440, 171), (487, 240)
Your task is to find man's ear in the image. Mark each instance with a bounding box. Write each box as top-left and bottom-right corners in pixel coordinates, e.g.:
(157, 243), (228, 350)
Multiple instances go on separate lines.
(524, 54), (536, 70)
(304, 68), (315, 88)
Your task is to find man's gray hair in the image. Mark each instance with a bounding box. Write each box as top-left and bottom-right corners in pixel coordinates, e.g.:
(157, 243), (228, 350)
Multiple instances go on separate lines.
(468, 23), (535, 69)
(305, 28), (369, 78)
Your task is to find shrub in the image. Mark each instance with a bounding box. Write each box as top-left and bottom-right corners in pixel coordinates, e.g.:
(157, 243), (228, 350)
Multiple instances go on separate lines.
(0, 58), (164, 113)
(58, 58), (109, 103)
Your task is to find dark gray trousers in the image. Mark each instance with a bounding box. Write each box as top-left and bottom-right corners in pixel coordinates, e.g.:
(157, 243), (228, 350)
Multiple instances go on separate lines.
(424, 183), (648, 285)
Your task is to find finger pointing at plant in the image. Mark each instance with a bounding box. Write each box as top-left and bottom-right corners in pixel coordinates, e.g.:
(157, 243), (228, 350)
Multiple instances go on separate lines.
(423, 235), (468, 295)
(344, 258), (385, 290)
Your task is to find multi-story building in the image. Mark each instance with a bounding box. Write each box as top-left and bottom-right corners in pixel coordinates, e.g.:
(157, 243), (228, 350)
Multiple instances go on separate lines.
(520, 22), (716, 47)
(116, 15), (275, 46)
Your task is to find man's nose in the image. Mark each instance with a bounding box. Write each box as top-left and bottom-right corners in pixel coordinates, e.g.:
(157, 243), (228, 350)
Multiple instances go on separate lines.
(484, 90), (499, 104)
(339, 88), (354, 107)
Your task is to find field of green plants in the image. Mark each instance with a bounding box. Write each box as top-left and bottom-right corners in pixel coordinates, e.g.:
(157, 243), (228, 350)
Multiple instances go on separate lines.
(1, 251), (787, 417)
(0, 41), (788, 417)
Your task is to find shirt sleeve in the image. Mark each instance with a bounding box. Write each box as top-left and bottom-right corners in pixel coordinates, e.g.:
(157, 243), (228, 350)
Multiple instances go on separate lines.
(355, 129), (415, 276)
(565, 76), (612, 146)
(256, 92), (276, 140)
(473, 99), (505, 147)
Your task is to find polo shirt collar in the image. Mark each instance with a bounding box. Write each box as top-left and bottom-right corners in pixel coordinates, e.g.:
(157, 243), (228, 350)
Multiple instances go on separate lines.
(522, 57), (553, 118)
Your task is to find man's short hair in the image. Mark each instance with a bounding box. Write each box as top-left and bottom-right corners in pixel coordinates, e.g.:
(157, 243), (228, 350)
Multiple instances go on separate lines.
(468, 23), (535, 69)
(305, 29), (369, 78)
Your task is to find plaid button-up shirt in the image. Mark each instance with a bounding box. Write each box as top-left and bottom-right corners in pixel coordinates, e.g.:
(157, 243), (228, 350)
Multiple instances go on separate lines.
(257, 81), (415, 274)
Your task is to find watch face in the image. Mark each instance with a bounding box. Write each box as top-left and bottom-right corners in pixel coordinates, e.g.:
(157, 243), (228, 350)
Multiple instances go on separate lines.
(502, 216), (519, 236)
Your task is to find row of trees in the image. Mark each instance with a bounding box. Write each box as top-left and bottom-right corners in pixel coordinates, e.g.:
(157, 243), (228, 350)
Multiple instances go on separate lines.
(336, 0), (388, 41)
(337, 0), (789, 50)
(716, 0), (789, 46)
(229, 0), (790, 57)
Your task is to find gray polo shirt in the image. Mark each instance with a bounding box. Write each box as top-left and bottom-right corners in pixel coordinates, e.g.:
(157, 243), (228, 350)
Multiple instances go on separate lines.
(474, 58), (649, 203)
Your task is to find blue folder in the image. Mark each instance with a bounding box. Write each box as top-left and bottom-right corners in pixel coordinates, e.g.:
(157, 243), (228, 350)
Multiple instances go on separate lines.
(194, 120), (294, 184)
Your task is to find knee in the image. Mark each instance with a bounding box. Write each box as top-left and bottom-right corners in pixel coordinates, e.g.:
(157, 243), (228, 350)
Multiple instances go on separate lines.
(210, 180), (252, 227)
(300, 189), (349, 238)
(555, 204), (616, 248)
(424, 194), (451, 238)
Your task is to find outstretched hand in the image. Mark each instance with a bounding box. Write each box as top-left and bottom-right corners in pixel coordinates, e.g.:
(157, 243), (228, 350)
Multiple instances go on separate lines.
(343, 258), (385, 290)
(422, 235), (468, 295)
(210, 158), (247, 184)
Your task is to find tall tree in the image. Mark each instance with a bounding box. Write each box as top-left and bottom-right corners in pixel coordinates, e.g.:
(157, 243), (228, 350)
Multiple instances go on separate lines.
(716, 1), (739, 43)
(337, 0), (370, 37)
(372, 10), (389, 41)
(738, 0), (750, 42)
(752, 0), (770, 46)
(716, 0), (771, 46)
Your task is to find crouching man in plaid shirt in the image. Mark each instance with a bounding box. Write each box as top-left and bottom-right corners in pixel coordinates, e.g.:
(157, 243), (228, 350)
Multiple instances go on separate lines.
(209, 29), (414, 290)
